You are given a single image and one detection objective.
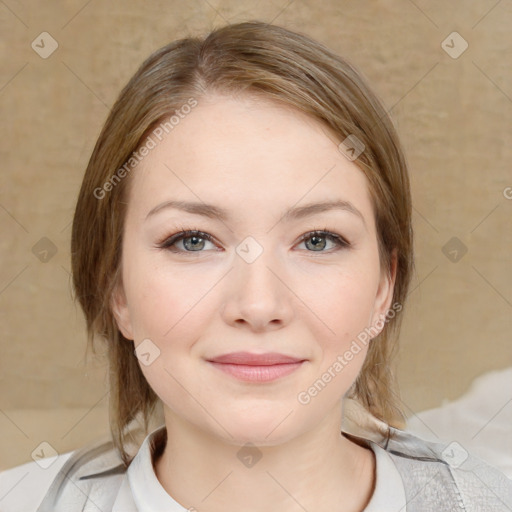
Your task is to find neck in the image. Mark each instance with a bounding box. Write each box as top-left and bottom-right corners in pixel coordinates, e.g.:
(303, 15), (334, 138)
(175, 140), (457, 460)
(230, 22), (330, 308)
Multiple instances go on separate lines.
(154, 406), (376, 512)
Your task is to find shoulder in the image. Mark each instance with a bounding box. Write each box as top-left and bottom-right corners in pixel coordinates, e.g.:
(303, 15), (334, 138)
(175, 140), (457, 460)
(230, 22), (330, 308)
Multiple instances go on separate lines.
(0, 451), (74, 512)
(384, 426), (512, 511)
(0, 437), (129, 512)
(344, 398), (512, 510)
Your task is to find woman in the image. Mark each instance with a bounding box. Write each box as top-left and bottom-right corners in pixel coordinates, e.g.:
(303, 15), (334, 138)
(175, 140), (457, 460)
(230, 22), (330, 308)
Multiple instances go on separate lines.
(2, 21), (511, 512)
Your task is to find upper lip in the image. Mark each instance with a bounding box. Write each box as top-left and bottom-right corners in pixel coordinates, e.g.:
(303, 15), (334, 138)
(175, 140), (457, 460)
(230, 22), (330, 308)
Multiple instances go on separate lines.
(207, 351), (305, 365)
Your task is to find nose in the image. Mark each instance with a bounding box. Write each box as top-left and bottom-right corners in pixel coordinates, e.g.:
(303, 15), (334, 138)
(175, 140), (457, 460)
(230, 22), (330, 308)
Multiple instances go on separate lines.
(220, 246), (294, 332)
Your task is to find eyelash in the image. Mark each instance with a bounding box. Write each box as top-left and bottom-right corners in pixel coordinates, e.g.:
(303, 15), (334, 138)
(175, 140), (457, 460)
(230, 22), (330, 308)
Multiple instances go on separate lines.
(156, 227), (350, 254)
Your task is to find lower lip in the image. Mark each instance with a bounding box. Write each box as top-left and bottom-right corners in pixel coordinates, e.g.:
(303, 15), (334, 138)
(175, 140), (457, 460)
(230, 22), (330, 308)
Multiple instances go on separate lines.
(208, 361), (304, 382)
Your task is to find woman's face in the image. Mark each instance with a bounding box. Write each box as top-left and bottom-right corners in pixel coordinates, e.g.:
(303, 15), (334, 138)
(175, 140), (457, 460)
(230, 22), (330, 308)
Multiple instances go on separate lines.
(111, 93), (396, 445)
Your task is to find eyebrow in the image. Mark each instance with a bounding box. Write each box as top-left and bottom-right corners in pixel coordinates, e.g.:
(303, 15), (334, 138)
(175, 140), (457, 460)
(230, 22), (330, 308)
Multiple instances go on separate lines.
(145, 199), (367, 229)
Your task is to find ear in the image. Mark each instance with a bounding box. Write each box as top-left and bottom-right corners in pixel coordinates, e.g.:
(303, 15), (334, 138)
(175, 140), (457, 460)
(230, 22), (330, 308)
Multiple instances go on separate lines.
(369, 248), (398, 336)
(110, 278), (135, 341)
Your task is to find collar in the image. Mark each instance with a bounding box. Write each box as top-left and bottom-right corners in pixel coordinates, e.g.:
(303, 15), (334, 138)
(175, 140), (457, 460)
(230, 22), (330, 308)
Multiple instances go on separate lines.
(111, 407), (405, 512)
(113, 424), (184, 511)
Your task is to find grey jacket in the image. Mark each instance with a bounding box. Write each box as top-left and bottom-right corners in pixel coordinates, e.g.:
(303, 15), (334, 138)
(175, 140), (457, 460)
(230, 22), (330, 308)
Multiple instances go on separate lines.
(19, 402), (512, 511)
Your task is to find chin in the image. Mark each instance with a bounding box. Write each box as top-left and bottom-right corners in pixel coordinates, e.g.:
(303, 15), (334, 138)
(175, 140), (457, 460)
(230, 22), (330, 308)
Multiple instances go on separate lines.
(208, 408), (303, 447)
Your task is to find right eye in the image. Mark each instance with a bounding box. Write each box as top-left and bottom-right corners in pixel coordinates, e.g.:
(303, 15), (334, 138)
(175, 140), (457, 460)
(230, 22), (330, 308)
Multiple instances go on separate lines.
(157, 229), (219, 253)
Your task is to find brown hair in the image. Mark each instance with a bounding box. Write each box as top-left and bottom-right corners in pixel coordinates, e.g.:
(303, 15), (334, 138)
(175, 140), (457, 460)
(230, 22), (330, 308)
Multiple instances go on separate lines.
(71, 20), (414, 466)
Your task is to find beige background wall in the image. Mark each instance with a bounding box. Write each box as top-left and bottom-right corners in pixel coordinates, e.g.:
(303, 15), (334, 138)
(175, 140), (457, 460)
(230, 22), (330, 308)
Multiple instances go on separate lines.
(1, 0), (511, 468)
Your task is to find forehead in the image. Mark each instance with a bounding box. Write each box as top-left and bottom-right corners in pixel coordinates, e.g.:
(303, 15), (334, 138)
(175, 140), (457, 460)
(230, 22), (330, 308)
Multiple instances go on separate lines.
(127, 93), (374, 225)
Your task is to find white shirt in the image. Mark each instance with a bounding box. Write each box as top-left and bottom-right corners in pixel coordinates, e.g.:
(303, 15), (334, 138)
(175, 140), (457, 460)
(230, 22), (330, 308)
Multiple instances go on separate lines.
(110, 425), (407, 511)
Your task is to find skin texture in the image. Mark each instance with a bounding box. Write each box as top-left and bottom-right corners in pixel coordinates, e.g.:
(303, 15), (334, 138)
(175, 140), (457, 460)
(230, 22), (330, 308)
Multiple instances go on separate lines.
(111, 93), (397, 512)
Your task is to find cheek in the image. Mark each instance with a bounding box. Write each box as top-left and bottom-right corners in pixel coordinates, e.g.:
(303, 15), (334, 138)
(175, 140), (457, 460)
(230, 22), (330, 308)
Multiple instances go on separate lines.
(298, 261), (379, 392)
(124, 263), (214, 410)
(124, 255), (214, 341)
(302, 264), (379, 340)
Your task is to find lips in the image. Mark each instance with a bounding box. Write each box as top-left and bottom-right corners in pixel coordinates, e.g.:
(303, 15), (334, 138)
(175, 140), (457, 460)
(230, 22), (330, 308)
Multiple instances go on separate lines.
(206, 352), (306, 382)
(207, 351), (305, 365)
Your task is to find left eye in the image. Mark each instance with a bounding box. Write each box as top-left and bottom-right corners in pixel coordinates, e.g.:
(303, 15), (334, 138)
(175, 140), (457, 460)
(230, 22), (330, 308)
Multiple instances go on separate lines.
(158, 230), (217, 252)
(297, 231), (349, 252)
